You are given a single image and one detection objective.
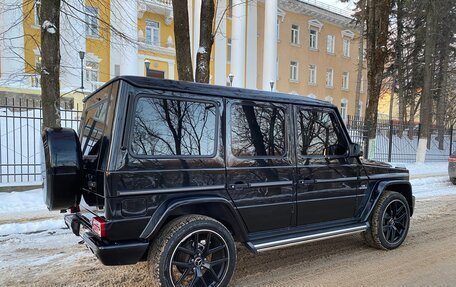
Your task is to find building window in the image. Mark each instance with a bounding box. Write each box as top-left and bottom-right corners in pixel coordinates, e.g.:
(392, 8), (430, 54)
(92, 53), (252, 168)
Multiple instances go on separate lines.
(290, 61), (298, 82)
(360, 75), (364, 92)
(277, 19), (281, 41)
(309, 29), (318, 49)
(35, 55), (42, 73)
(342, 72), (349, 90)
(309, 64), (316, 85)
(34, 0), (40, 26)
(114, 64), (120, 77)
(85, 61), (99, 82)
(291, 24), (300, 45)
(327, 34), (335, 54)
(85, 6), (99, 37)
(340, 99), (348, 121)
(357, 101), (363, 118)
(325, 96), (333, 103)
(146, 20), (160, 46)
(326, 68), (333, 87)
(227, 38), (231, 63)
(343, 38), (350, 57)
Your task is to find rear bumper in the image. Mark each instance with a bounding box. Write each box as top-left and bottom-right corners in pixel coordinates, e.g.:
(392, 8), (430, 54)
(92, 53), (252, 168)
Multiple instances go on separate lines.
(64, 214), (149, 266)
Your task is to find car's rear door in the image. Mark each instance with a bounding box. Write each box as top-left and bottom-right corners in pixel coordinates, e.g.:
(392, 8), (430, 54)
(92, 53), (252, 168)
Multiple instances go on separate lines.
(225, 99), (295, 233)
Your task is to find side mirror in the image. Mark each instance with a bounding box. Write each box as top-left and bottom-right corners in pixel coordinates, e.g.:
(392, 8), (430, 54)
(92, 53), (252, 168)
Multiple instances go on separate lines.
(352, 143), (363, 157)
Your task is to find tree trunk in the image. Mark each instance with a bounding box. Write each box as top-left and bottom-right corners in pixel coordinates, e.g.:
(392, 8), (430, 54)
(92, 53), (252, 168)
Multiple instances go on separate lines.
(416, 0), (436, 162)
(364, 0), (392, 158)
(172, 0), (194, 81)
(195, 0), (215, 83)
(40, 0), (61, 129)
(395, 0), (405, 137)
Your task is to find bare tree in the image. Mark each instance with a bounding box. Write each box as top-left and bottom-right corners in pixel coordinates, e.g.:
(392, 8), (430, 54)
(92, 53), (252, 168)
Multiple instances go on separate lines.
(172, 0), (194, 81)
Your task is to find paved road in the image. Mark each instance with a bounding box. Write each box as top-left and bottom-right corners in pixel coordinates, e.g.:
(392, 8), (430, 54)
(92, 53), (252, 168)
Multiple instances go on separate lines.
(1, 195), (456, 286)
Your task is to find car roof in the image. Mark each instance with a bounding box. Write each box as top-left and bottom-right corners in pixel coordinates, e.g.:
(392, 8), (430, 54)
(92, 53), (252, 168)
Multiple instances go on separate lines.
(85, 76), (336, 109)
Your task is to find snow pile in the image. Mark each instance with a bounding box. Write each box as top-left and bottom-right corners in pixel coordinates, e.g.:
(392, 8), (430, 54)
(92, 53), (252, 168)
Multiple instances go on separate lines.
(399, 162), (448, 178)
(0, 188), (46, 214)
(0, 218), (65, 236)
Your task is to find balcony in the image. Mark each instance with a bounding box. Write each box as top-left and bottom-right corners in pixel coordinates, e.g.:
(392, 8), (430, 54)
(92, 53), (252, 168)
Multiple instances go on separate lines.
(138, 0), (173, 24)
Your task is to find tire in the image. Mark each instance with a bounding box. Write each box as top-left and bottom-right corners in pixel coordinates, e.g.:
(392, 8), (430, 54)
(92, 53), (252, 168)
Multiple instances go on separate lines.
(148, 215), (236, 287)
(364, 191), (410, 250)
(451, 178), (456, 185)
(41, 128), (83, 211)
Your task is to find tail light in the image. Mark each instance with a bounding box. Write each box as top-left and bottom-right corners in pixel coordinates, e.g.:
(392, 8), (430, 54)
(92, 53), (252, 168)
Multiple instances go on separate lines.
(449, 157), (456, 163)
(91, 217), (106, 238)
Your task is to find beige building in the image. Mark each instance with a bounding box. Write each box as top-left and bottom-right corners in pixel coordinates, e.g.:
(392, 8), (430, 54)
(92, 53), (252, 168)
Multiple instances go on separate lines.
(0, 0), (366, 118)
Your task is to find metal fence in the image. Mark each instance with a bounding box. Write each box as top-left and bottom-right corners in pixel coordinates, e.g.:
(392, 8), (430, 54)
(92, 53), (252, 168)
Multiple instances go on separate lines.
(347, 116), (456, 163)
(1, 101), (455, 185)
(0, 99), (82, 185)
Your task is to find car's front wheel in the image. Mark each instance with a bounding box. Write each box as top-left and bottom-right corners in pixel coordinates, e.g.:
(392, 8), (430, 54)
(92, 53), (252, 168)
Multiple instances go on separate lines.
(148, 215), (236, 287)
(364, 191), (410, 250)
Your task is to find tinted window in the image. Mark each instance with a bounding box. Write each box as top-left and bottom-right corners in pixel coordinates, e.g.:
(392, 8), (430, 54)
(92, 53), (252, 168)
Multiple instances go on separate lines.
(231, 103), (286, 157)
(80, 85), (112, 156)
(297, 109), (347, 156)
(131, 96), (217, 156)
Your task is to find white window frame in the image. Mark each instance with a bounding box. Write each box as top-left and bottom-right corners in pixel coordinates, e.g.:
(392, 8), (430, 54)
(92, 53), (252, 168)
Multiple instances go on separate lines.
(309, 64), (316, 85)
(342, 71), (349, 90)
(340, 99), (348, 122)
(357, 100), (363, 118)
(326, 68), (333, 88)
(291, 24), (300, 45)
(145, 20), (160, 46)
(277, 19), (281, 41)
(326, 34), (335, 54)
(290, 61), (299, 82)
(309, 29), (318, 49)
(85, 6), (99, 37)
(343, 38), (350, 57)
(85, 60), (100, 82)
(325, 96), (333, 103)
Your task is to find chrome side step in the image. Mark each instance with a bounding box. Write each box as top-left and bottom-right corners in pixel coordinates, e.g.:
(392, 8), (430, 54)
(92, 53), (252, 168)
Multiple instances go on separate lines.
(253, 224), (368, 252)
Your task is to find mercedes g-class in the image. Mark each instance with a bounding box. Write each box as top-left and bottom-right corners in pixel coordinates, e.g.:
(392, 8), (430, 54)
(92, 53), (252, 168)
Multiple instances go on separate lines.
(42, 76), (414, 287)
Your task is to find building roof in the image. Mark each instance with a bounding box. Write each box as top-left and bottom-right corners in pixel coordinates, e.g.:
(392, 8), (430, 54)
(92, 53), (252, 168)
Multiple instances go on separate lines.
(86, 76), (336, 109)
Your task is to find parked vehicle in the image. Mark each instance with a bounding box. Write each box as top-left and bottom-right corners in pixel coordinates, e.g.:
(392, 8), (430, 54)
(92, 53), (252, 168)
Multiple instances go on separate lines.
(449, 153), (456, 185)
(42, 76), (415, 287)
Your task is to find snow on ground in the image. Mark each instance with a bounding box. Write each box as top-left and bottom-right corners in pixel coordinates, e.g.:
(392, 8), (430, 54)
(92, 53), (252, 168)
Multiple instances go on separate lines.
(0, 218), (65, 236)
(0, 188), (46, 214)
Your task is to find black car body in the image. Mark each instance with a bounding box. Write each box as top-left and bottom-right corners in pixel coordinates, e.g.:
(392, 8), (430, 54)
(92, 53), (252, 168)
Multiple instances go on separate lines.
(42, 76), (414, 286)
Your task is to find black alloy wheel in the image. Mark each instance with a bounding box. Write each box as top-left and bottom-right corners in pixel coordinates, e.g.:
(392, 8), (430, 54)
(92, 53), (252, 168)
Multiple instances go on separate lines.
(381, 199), (408, 245)
(170, 229), (230, 287)
(148, 215), (236, 287)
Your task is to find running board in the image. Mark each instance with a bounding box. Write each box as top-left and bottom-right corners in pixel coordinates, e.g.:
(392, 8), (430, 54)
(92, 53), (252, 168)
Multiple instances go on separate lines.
(252, 224), (369, 252)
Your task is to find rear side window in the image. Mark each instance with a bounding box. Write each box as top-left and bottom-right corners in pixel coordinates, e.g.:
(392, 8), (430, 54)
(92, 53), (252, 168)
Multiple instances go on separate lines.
(80, 85), (112, 156)
(297, 108), (347, 157)
(231, 103), (286, 157)
(130, 96), (217, 157)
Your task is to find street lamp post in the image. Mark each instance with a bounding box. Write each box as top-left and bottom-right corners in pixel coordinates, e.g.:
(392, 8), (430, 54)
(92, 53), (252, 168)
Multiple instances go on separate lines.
(228, 74), (234, 87)
(78, 51), (85, 90)
(269, 81), (274, 92)
(144, 59), (150, 76)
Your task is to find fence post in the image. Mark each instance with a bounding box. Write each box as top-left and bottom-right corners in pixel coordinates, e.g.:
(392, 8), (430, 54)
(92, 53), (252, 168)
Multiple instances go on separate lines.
(388, 120), (393, 162)
(450, 125), (454, 156)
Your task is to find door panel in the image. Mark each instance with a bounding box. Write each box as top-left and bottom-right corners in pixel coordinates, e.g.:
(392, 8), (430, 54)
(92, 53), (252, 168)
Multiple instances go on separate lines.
(295, 107), (360, 227)
(226, 100), (295, 233)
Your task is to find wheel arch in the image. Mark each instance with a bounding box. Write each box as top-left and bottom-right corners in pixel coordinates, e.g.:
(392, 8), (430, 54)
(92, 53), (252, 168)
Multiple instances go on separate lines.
(363, 180), (414, 221)
(139, 196), (249, 242)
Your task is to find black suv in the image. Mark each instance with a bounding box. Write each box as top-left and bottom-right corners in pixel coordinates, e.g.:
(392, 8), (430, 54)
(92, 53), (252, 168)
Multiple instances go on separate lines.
(42, 76), (414, 287)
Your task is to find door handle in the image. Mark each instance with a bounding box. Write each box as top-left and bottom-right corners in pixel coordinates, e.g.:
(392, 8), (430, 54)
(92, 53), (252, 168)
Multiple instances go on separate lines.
(298, 178), (315, 185)
(228, 182), (251, 190)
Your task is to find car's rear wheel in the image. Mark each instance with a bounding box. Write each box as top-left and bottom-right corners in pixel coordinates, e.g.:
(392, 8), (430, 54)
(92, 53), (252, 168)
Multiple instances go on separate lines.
(364, 191), (410, 250)
(148, 215), (236, 287)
